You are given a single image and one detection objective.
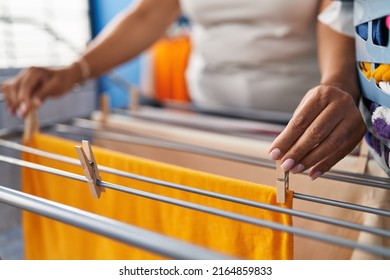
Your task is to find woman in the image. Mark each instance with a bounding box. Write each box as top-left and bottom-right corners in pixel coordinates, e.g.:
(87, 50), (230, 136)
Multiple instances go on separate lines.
(1, 0), (365, 180)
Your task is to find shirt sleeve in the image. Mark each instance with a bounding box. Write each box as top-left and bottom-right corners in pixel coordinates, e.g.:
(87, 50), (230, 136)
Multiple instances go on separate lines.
(318, 1), (354, 37)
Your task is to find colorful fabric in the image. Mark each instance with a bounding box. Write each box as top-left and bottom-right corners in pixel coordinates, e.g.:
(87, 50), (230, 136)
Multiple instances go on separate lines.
(152, 35), (191, 103)
(372, 16), (389, 46)
(361, 97), (390, 174)
(358, 61), (390, 175)
(372, 64), (390, 83)
(22, 133), (293, 260)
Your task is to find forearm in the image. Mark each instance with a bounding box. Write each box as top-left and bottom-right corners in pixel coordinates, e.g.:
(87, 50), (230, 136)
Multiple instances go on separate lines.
(317, 1), (360, 104)
(75, 0), (180, 80)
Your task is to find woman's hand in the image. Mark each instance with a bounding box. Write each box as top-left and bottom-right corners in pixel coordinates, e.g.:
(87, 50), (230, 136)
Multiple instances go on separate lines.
(268, 84), (366, 180)
(1, 63), (81, 118)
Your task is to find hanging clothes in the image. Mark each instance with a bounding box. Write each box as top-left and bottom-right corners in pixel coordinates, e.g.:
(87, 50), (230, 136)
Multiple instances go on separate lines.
(151, 35), (191, 103)
(22, 133), (293, 260)
(90, 115), (390, 260)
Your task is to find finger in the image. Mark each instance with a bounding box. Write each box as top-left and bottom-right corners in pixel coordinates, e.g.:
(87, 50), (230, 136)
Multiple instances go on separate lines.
(308, 126), (366, 180)
(1, 81), (20, 115)
(279, 101), (345, 172)
(309, 120), (366, 180)
(18, 68), (49, 103)
(269, 87), (328, 160)
(17, 68), (50, 117)
(298, 115), (365, 177)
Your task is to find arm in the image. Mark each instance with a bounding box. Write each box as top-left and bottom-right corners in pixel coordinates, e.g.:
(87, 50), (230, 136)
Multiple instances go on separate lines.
(268, 0), (366, 179)
(317, 0), (360, 102)
(1, 0), (180, 117)
(80, 0), (180, 79)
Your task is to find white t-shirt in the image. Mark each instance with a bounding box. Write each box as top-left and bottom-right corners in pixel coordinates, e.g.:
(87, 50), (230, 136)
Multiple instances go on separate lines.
(179, 0), (321, 121)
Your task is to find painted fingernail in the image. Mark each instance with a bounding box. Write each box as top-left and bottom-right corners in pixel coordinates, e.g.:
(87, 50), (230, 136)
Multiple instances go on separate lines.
(310, 171), (322, 180)
(269, 148), (281, 160)
(281, 158), (295, 172)
(16, 102), (27, 118)
(291, 164), (305, 174)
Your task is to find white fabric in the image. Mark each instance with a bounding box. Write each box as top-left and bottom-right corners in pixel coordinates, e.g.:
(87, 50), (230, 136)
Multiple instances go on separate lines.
(179, 0), (321, 116)
(318, 1), (355, 37)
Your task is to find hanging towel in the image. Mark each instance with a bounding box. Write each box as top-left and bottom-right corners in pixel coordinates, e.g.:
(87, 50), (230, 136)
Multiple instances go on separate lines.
(22, 133), (293, 260)
(92, 116), (390, 260)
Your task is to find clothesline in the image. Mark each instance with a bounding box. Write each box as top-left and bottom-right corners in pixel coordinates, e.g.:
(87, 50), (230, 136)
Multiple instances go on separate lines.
(0, 147), (389, 258)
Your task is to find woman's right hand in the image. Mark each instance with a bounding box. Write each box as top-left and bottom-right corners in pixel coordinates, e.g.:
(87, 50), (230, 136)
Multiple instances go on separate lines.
(1, 62), (82, 118)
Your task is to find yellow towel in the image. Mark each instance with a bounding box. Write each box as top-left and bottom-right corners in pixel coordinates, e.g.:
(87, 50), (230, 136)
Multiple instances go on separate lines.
(22, 133), (293, 260)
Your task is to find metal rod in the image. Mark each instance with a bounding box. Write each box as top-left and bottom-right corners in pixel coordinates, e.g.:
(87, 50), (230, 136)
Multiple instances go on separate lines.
(1, 154), (389, 257)
(0, 185), (231, 260)
(0, 140), (389, 232)
(58, 121), (390, 190)
(0, 154), (86, 183)
(57, 122), (275, 167)
(99, 180), (390, 258)
(294, 193), (390, 217)
(321, 172), (390, 190)
(328, 168), (390, 184)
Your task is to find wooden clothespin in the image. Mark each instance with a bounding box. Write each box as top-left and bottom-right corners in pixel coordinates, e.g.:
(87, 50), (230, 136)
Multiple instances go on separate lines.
(99, 93), (110, 123)
(129, 86), (139, 112)
(75, 140), (104, 199)
(276, 161), (289, 204)
(22, 108), (39, 143)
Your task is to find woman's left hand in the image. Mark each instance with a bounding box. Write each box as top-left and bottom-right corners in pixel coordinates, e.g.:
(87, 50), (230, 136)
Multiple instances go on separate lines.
(268, 84), (366, 180)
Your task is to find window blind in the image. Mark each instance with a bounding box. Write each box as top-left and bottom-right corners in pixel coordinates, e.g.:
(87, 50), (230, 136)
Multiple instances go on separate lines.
(0, 0), (90, 68)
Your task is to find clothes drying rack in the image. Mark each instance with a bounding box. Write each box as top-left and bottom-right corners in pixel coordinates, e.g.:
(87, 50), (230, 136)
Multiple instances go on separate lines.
(0, 106), (389, 260)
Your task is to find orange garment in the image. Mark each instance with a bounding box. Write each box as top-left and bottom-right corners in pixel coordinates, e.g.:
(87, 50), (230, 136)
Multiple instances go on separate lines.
(22, 133), (293, 260)
(152, 35), (191, 103)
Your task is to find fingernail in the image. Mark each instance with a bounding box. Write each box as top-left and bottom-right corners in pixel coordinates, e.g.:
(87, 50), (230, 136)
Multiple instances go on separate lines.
(16, 102), (27, 118)
(281, 158), (294, 172)
(291, 163), (305, 174)
(310, 171), (322, 180)
(269, 148), (281, 160)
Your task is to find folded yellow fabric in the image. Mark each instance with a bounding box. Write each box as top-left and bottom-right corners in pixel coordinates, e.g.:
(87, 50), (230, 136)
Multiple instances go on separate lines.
(372, 64), (390, 83)
(359, 62), (390, 83)
(22, 133), (293, 260)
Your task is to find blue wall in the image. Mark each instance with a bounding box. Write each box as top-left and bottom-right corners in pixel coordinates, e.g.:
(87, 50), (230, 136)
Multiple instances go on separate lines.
(89, 0), (142, 108)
